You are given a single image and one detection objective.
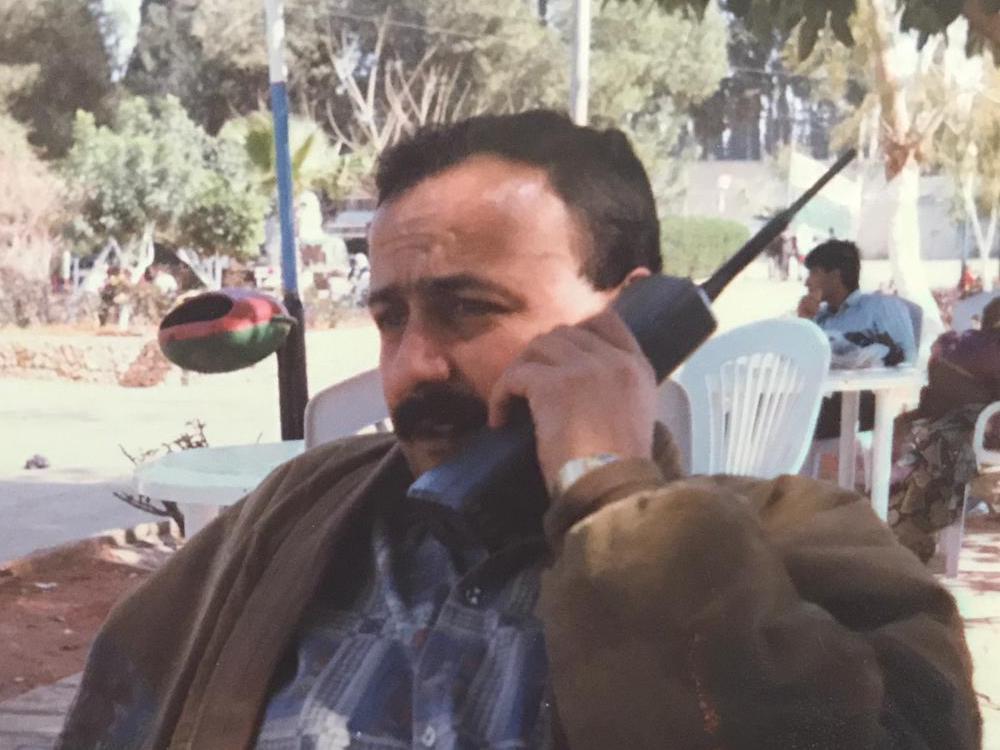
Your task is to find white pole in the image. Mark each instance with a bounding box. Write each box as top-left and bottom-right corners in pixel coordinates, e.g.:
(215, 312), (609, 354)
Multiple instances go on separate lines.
(570, 0), (591, 125)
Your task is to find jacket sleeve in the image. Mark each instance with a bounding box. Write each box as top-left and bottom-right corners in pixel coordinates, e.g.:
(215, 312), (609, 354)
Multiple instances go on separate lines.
(538, 468), (981, 750)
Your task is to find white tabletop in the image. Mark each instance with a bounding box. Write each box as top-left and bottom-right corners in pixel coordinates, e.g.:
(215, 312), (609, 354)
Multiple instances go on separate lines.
(134, 440), (305, 507)
(824, 365), (924, 393)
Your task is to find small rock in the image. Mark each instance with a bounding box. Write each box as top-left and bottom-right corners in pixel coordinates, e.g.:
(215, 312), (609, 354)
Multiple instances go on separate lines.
(13, 676), (24, 683)
(33, 581), (58, 591)
(62, 628), (74, 635)
(24, 454), (50, 470)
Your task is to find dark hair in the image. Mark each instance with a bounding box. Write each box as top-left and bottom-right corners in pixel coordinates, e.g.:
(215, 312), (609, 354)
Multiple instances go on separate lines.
(804, 239), (861, 291)
(375, 110), (662, 290)
(983, 297), (1000, 330)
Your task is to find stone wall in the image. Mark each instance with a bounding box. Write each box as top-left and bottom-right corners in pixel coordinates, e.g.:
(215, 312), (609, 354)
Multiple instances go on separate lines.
(0, 332), (181, 387)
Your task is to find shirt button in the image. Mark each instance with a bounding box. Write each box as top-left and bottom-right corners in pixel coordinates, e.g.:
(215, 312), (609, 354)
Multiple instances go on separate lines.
(463, 586), (482, 606)
(420, 725), (437, 746)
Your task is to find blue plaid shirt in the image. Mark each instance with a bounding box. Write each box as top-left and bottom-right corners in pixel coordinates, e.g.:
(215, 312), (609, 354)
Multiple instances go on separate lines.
(814, 290), (917, 363)
(254, 484), (554, 749)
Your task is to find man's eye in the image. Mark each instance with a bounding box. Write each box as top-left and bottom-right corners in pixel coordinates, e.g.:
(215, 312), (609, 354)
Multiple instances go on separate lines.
(445, 298), (503, 318)
(373, 307), (407, 331)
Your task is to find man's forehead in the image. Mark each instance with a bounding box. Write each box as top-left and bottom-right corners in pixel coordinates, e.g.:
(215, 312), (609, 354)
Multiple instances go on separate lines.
(369, 157), (586, 283)
(369, 157), (571, 248)
(374, 155), (554, 218)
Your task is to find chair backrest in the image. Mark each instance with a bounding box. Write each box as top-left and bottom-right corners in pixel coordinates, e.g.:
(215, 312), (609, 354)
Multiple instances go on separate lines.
(874, 292), (927, 365)
(657, 379), (692, 474)
(953, 290), (1000, 333)
(304, 368), (390, 449)
(675, 318), (832, 478)
(973, 400), (1000, 470)
(895, 296), (923, 357)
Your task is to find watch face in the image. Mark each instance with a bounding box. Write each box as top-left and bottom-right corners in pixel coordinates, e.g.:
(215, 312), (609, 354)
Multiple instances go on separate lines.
(556, 453), (621, 497)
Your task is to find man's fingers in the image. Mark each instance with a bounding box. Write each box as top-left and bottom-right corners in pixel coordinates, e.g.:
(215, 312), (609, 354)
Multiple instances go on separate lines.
(487, 361), (550, 428)
(521, 328), (601, 366)
(579, 308), (642, 354)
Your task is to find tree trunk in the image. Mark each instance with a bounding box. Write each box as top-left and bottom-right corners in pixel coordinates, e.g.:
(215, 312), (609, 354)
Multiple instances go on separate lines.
(962, 174), (998, 289)
(865, 0), (944, 343)
(886, 159), (941, 324)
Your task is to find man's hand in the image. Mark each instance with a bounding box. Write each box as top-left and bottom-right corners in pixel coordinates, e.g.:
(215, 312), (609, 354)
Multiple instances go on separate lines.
(488, 308), (657, 493)
(797, 290), (822, 319)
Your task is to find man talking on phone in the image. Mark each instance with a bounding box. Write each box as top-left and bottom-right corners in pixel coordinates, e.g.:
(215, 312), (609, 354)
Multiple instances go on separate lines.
(61, 111), (979, 749)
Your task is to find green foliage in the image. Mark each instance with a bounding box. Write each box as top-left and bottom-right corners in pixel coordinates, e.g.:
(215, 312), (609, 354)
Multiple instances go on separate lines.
(660, 215), (750, 279)
(789, 5), (1000, 216)
(589, 0), (728, 210)
(416, 0), (568, 114)
(177, 141), (268, 259)
(125, 0), (267, 134)
(643, 0), (999, 59)
(0, 0), (114, 155)
(592, 1), (728, 117)
(218, 112), (343, 197)
(933, 61), (1000, 216)
(62, 96), (267, 261)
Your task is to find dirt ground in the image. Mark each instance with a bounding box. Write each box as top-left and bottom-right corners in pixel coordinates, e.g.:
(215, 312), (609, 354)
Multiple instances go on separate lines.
(0, 534), (178, 702)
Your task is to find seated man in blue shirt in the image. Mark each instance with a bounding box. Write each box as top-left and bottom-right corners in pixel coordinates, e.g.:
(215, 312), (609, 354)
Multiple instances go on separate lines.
(797, 239), (917, 439)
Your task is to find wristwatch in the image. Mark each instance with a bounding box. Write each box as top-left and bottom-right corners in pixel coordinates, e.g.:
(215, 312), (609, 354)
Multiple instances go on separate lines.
(551, 453), (622, 499)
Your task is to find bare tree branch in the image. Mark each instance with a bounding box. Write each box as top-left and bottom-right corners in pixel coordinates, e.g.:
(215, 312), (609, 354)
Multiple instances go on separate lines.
(365, 11), (390, 115)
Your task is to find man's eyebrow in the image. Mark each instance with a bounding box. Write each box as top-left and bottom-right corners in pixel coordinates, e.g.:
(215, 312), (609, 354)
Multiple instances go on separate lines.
(367, 284), (403, 308)
(418, 274), (526, 309)
(369, 275), (527, 310)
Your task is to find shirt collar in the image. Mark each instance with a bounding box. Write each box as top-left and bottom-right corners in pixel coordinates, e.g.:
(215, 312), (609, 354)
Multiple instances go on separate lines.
(820, 289), (863, 318)
(841, 290), (864, 309)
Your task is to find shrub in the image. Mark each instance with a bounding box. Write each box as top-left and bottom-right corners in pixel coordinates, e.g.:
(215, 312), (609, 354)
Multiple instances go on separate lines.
(0, 114), (64, 281)
(0, 267), (50, 327)
(660, 216), (751, 280)
(62, 96), (267, 262)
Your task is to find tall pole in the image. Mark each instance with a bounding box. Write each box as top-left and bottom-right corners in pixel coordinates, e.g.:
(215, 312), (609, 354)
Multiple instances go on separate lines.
(569, 0), (590, 125)
(264, 0), (308, 440)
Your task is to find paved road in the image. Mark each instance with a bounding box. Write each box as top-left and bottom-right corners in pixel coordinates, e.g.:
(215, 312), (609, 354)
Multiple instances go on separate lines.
(0, 673), (77, 750)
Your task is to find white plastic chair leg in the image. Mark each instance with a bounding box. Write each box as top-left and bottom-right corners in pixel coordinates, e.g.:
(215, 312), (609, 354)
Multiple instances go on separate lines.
(179, 502), (221, 539)
(938, 489), (968, 578)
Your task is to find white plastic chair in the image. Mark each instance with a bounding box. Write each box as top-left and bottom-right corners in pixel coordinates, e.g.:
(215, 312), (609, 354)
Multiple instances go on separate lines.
(304, 368), (390, 449)
(938, 400), (1000, 577)
(675, 319), (831, 478)
(658, 379), (692, 475)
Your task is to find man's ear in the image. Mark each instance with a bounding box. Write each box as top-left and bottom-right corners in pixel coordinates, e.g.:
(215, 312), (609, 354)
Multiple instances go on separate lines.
(614, 266), (652, 294)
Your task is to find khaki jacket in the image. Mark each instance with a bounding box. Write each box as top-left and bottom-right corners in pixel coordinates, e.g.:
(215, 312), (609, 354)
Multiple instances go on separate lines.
(60, 432), (980, 749)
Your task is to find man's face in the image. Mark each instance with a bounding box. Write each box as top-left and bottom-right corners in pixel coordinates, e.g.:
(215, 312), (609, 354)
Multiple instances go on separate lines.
(805, 266), (839, 303)
(368, 156), (617, 476)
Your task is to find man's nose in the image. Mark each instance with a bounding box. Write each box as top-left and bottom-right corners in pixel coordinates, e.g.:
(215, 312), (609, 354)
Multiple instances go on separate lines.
(393, 324), (452, 385)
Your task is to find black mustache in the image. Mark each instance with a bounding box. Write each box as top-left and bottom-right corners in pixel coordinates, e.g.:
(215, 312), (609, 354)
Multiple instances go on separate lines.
(392, 384), (488, 441)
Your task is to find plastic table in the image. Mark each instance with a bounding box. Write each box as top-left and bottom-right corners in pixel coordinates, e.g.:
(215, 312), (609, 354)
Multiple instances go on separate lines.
(133, 440), (305, 536)
(823, 366), (924, 521)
